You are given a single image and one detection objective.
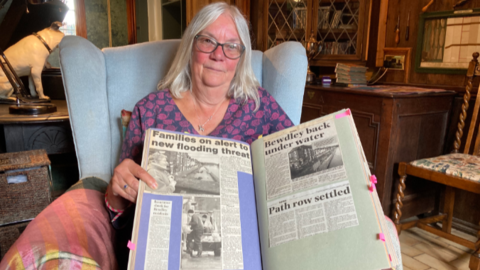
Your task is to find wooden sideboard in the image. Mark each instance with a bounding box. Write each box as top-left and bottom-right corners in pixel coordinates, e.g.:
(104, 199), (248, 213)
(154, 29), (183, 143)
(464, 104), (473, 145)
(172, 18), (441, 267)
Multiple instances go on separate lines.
(301, 85), (457, 219)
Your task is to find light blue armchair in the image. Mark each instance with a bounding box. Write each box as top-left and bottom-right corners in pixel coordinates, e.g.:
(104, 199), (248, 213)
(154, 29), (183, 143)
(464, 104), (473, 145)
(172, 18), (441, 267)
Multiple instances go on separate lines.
(0, 37), (308, 269)
(59, 36), (308, 183)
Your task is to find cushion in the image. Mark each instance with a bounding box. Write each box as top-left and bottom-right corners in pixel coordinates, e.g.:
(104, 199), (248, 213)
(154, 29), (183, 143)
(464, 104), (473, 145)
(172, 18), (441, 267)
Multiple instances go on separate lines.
(410, 153), (480, 182)
(121, 110), (132, 140)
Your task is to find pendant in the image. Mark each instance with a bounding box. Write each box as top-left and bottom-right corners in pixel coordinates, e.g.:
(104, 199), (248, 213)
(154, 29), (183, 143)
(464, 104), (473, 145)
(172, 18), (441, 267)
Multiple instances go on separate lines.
(199, 125), (204, 132)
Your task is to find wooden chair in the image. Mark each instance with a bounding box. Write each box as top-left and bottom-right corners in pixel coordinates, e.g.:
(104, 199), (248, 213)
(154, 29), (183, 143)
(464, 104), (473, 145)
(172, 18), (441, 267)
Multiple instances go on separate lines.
(393, 52), (480, 270)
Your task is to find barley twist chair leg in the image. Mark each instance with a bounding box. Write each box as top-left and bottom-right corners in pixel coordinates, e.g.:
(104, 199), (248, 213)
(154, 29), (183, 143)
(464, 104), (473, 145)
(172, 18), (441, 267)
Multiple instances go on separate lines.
(470, 251), (480, 270)
(454, 84), (470, 152)
(394, 163), (407, 234)
(455, 52), (478, 153)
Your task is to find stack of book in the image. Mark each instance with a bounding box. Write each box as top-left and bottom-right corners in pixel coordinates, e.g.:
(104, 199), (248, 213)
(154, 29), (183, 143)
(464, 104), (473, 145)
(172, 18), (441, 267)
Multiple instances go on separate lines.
(335, 63), (368, 86)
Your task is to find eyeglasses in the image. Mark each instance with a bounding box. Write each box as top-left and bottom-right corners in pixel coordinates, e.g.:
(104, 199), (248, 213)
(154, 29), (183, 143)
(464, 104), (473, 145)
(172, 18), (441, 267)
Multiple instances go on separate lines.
(194, 35), (245, 59)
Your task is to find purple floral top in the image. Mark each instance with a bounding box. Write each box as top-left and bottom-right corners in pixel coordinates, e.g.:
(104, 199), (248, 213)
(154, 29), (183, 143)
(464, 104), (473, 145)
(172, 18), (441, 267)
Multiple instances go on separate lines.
(120, 88), (293, 164)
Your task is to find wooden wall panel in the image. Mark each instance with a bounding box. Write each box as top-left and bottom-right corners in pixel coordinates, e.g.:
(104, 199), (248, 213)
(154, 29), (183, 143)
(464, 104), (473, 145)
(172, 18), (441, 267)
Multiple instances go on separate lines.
(75, 0), (87, 38)
(378, 0), (480, 91)
(375, 0), (388, 66)
(186, 0), (250, 26)
(126, 0), (136, 44)
(249, 0), (268, 50)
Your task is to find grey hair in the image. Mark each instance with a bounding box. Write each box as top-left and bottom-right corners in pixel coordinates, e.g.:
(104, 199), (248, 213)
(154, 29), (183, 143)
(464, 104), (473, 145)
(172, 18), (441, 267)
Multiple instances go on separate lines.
(157, 2), (260, 110)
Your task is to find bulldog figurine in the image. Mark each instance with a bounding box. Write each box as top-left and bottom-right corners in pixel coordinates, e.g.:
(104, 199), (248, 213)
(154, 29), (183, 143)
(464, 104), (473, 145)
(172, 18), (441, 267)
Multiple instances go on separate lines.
(0, 21), (65, 99)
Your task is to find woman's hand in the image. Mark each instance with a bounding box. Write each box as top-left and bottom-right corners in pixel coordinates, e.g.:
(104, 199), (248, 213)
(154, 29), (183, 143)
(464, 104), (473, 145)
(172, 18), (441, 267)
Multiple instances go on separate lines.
(106, 158), (158, 209)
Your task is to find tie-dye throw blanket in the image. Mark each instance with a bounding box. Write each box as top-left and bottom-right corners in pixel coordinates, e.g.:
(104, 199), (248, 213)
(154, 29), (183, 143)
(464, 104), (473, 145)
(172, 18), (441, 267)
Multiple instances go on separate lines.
(0, 177), (118, 270)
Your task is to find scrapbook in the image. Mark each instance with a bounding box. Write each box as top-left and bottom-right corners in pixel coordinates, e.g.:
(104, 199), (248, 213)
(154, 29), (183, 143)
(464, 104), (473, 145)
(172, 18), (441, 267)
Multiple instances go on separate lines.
(127, 109), (399, 270)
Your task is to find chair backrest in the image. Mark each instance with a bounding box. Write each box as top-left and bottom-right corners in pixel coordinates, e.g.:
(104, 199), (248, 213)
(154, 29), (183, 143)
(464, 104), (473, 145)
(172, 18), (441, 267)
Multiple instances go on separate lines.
(453, 52), (480, 155)
(59, 36), (307, 182)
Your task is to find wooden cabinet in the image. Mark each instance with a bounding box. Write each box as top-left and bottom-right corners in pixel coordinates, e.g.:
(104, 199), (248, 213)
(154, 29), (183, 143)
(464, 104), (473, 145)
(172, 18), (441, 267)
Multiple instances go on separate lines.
(251, 0), (371, 66)
(186, 0), (250, 25)
(302, 85), (456, 218)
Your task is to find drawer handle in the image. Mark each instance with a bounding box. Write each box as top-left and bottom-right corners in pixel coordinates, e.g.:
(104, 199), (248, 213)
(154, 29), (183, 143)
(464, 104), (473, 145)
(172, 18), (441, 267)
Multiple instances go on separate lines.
(307, 91), (315, 100)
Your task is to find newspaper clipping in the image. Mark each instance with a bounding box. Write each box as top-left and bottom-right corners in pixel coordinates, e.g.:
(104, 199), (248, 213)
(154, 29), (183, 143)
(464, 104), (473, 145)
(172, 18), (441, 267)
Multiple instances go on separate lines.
(267, 181), (359, 247)
(141, 130), (251, 270)
(262, 118), (358, 247)
(144, 200), (172, 270)
(263, 119), (347, 200)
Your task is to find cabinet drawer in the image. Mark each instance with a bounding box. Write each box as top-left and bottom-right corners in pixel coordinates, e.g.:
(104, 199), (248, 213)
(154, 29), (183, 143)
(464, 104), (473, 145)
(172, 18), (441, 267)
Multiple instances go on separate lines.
(303, 88), (383, 115)
(323, 94), (382, 115)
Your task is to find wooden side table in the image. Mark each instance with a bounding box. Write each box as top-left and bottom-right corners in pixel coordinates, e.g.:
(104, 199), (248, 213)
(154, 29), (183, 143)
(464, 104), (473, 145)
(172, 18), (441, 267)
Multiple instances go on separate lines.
(0, 100), (72, 153)
(0, 100), (78, 198)
(301, 85), (456, 219)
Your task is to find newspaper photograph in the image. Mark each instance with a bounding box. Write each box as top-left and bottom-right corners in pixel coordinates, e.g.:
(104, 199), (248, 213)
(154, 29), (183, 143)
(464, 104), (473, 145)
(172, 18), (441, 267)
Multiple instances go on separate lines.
(181, 196), (222, 269)
(267, 181), (359, 247)
(263, 119), (347, 200)
(131, 130), (252, 270)
(146, 149), (221, 195)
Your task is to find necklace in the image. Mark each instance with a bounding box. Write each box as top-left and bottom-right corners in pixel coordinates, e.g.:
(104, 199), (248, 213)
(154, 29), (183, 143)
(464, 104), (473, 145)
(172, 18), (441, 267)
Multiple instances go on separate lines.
(193, 98), (224, 133)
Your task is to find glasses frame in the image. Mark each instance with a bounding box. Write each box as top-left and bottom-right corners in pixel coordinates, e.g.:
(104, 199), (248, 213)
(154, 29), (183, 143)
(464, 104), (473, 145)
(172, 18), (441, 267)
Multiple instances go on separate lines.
(194, 35), (245, 60)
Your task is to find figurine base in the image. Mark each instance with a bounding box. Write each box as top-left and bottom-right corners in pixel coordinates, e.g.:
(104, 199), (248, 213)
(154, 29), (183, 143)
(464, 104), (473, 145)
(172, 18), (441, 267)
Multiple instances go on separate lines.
(9, 104), (57, 115)
(0, 97), (51, 105)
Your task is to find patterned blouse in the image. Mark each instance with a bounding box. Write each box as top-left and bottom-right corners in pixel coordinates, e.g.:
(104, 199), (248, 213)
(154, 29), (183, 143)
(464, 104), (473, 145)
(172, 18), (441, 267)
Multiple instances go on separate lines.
(120, 88), (294, 164)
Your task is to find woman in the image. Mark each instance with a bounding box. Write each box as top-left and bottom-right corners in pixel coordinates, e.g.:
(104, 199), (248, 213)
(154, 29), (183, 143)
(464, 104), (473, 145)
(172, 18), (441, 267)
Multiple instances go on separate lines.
(146, 150), (176, 193)
(105, 2), (293, 219)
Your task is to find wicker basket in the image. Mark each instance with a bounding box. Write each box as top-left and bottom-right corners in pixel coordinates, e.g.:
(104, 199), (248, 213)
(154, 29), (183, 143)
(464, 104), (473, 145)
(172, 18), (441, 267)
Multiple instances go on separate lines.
(0, 221), (30, 260)
(0, 149), (51, 226)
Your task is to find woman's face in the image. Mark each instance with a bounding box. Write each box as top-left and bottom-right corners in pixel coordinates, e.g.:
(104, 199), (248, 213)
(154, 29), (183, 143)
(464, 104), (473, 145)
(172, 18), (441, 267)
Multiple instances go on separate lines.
(155, 152), (169, 170)
(191, 13), (241, 92)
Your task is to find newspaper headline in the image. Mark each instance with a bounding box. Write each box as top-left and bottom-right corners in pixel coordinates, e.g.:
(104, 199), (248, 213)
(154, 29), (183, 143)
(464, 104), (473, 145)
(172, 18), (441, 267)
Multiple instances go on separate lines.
(267, 182), (358, 248)
(268, 186), (351, 215)
(264, 122), (332, 156)
(150, 131), (250, 159)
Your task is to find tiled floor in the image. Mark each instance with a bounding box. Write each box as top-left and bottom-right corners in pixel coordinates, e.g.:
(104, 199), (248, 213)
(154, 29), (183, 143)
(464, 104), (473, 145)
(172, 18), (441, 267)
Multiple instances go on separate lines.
(399, 226), (476, 270)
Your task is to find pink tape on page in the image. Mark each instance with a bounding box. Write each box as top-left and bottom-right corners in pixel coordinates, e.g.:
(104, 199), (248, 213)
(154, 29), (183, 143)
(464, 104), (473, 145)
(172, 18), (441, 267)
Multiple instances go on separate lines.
(369, 183), (376, 193)
(378, 233), (385, 242)
(127, 240), (136, 250)
(389, 254), (392, 261)
(370, 175), (377, 184)
(335, 109), (351, 119)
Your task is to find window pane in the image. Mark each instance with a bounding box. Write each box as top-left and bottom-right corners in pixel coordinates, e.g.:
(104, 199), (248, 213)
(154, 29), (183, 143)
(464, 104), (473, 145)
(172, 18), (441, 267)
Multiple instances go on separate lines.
(59, 0), (76, 36)
(47, 0), (76, 68)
